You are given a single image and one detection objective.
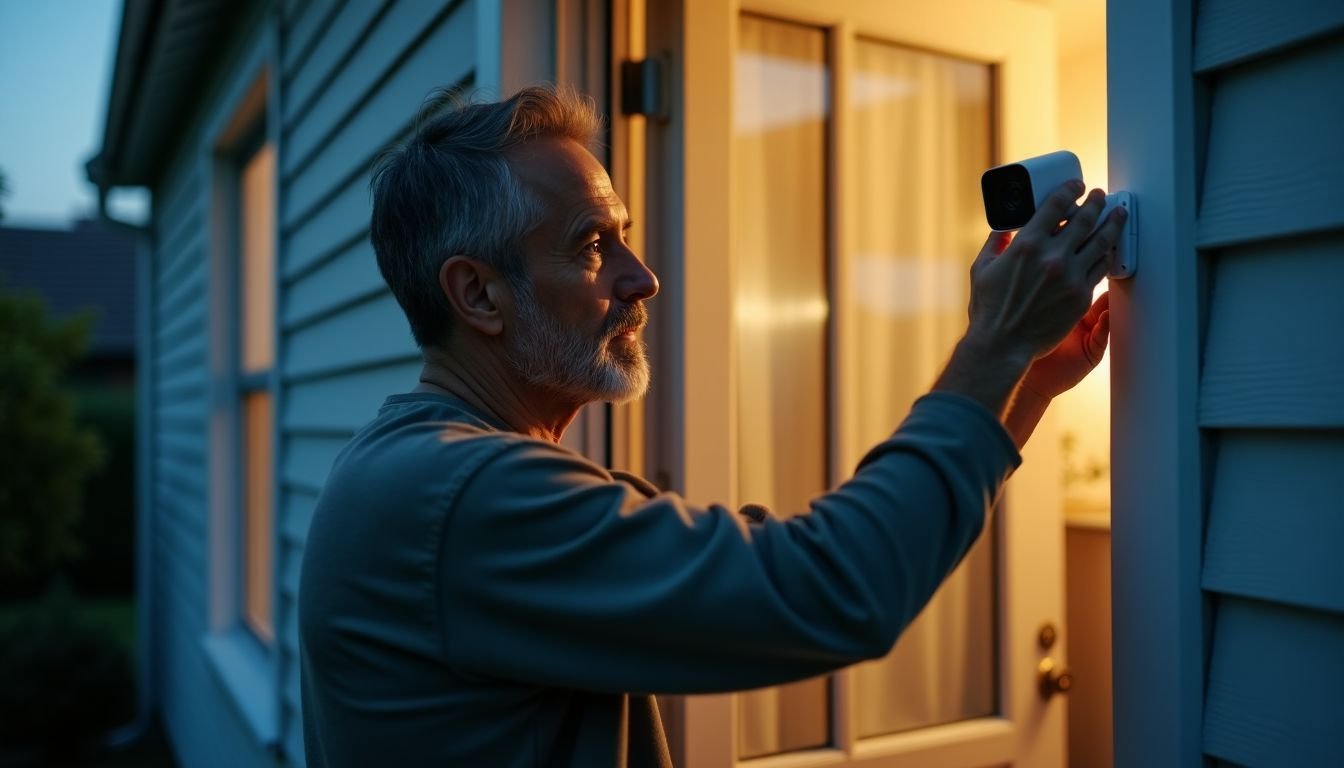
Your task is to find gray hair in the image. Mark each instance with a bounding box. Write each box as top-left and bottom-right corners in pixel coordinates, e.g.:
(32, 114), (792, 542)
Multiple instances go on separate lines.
(369, 85), (603, 347)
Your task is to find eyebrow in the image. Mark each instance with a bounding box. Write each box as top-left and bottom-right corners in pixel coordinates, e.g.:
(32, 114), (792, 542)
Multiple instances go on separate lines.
(564, 212), (633, 248)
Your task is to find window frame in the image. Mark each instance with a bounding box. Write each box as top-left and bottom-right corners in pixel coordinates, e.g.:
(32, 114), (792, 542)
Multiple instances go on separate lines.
(201, 40), (283, 747)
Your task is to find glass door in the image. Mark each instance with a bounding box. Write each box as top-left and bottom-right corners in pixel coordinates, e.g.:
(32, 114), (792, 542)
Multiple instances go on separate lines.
(647, 0), (1065, 765)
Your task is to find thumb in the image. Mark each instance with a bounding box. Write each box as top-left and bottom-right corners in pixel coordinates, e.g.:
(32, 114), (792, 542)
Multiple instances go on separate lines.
(1086, 309), (1111, 365)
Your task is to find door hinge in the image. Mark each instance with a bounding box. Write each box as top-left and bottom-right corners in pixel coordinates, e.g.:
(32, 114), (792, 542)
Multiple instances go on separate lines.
(620, 57), (668, 121)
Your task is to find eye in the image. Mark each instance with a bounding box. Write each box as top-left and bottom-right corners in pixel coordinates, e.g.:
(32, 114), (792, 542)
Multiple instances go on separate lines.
(580, 240), (603, 261)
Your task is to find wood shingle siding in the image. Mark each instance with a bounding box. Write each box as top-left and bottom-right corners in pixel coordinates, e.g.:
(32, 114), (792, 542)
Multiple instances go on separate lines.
(1193, 0), (1344, 761)
(275, 0), (481, 761)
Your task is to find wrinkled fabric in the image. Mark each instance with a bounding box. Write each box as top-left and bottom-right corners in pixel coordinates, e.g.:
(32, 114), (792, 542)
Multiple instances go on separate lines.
(300, 391), (1019, 767)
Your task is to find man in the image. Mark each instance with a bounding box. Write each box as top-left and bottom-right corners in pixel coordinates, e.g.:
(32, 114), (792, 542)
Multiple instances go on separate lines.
(299, 86), (1121, 767)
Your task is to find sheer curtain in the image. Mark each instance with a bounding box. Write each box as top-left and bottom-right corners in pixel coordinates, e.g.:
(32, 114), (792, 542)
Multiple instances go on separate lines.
(845, 39), (996, 737)
(733, 15), (831, 759)
(731, 20), (998, 754)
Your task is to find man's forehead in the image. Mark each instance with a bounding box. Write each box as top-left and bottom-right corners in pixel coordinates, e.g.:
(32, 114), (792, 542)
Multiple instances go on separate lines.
(510, 137), (608, 192)
(510, 137), (628, 236)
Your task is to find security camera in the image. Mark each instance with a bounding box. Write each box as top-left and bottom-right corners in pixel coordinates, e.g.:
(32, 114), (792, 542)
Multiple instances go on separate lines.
(981, 150), (1082, 232)
(980, 150), (1138, 279)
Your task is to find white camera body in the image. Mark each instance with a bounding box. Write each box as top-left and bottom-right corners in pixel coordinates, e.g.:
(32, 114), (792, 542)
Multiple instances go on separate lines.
(980, 150), (1137, 279)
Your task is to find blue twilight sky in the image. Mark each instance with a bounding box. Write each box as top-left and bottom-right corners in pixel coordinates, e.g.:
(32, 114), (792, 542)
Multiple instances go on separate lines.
(0, 0), (146, 228)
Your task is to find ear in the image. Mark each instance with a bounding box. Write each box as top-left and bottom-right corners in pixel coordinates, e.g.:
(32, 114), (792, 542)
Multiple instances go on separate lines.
(439, 256), (507, 337)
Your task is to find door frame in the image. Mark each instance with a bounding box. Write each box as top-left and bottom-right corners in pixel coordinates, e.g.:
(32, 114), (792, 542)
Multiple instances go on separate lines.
(1107, 0), (1209, 765)
(644, 1), (1069, 765)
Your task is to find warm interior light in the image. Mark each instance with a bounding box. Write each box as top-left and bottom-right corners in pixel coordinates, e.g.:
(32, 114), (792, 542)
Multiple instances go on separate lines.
(1054, 1), (1110, 519)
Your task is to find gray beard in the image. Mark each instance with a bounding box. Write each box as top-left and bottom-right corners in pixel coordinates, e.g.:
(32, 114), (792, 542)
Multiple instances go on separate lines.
(504, 277), (650, 404)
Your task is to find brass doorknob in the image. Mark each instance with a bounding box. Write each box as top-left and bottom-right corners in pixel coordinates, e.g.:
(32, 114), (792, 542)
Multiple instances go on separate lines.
(1037, 657), (1073, 700)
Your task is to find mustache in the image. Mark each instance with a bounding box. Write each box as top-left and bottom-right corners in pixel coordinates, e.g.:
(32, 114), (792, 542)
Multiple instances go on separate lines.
(604, 302), (648, 337)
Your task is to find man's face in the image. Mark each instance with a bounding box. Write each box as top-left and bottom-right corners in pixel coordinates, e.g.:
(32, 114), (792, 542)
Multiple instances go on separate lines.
(502, 137), (659, 404)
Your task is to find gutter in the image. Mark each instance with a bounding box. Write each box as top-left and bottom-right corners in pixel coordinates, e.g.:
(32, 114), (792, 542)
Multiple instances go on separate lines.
(89, 173), (157, 753)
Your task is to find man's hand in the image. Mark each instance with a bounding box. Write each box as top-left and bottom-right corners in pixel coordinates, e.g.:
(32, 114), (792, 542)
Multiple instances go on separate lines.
(1020, 291), (1110, 401)
(933, 181), (1126, 421)
(966, 183), (1123, 364)
(1000, 291), (1110, 448)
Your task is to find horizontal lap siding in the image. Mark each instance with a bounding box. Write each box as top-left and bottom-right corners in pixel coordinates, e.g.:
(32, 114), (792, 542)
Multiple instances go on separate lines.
(1199, 235), (1344, 427)
(153, 159), (269, 768)
(145, 12), (286, 763)
(1195, 36), (1344, 248)
(1196, 8), (1344, 766)
(1194, 0), (1344, 71)
(276, 1), (478, 761)
(150, 152), (214, 768)
(1203, 598), (1344, 766)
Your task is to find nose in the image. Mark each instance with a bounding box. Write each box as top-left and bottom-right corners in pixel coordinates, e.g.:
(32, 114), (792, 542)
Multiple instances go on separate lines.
(614, 248), (659, 303)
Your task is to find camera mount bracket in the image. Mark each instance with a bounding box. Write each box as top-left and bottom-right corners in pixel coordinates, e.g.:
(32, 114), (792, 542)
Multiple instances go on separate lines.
(1099, 192), (1137, 279)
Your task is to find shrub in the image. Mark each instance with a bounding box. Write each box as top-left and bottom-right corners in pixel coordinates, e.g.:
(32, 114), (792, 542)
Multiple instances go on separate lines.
(0, 583), (135, 764)
(0, 281), (105, 593)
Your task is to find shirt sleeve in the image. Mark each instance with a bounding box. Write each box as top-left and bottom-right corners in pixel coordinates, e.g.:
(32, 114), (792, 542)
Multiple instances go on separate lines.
(437, 392), (1020, 695)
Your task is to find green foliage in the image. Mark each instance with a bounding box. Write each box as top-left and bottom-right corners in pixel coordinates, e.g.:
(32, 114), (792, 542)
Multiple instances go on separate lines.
(68, 384), (137, 596)
(0, 280), (105, 586)
(0, 582), (135, 762)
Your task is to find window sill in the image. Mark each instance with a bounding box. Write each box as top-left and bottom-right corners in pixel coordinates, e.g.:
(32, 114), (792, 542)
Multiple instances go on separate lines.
(201, 628), (279, 747)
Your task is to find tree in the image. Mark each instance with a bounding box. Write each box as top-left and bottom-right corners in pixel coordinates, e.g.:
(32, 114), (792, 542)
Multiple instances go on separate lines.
(0, 166), (9, 221)
(0, 279), (104, 588)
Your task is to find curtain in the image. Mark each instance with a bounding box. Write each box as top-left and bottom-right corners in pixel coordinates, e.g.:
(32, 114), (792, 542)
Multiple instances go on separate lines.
(733, 15), (831, 759)
(846, 39), (996, 738)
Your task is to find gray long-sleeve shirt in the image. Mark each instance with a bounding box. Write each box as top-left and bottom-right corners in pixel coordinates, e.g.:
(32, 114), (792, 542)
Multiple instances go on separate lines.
(299, 391), (1020, 767)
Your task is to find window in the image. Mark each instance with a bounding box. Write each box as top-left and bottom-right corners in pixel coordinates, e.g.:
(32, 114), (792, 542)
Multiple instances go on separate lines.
(200, 64), (279, 747)
(237, 139), (276, 645)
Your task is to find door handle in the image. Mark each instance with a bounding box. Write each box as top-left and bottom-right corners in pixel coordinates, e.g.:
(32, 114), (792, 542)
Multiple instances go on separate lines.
(1037, 657), (1073, 700)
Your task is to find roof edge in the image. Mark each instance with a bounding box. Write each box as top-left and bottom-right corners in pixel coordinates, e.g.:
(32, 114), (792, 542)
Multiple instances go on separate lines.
(88, 0), (165, 189)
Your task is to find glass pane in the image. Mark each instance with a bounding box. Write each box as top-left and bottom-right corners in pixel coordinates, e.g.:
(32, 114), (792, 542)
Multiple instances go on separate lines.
(847, 38), (997, 737)
(243, 391), (274, 643)
(240, 142), (275, 373)
(733, 15), (831, 759)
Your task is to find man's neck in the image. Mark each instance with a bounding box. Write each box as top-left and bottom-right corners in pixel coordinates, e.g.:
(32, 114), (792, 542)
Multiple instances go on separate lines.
(416, 344), (580, 443)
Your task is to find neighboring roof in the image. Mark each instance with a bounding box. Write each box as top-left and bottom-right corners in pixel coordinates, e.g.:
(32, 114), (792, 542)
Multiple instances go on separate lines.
(87, 0), (239, 189)
(0, 221), (137, 357)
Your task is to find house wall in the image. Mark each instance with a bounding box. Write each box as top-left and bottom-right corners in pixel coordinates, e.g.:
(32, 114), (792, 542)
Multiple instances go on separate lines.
(1110, 0), (1344, 764)
(274, 0), (479, 761)
(1191, 3), (1344, 763)
(146, 0), (483, 765)
(146, 6), (281, 766)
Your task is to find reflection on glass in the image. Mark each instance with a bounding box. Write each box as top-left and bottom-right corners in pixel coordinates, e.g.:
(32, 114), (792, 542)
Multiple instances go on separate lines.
(847, 38), (997, 737)
(734, 14), (831, 759)
(243, 391), (273, 643)
(240, 143), (275, 373)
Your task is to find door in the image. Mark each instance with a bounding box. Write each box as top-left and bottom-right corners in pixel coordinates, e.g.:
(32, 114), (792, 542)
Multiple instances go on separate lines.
(642, 1), (1067, 765)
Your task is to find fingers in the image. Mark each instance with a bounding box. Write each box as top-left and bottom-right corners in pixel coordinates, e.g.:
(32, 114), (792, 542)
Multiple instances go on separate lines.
(971, 230), (1012, 280)
(1077, 205), (1128, 281)
(1020, 180), (1085, 240)
(1085, 308), (1111, 366)
(1060, 189), (1107, 250)
(1083, 290), (1110, 324)
(1086, 249), (1112, 285)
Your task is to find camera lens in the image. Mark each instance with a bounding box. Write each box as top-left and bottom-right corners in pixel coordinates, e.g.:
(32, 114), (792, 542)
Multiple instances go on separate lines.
(981, 163), (1035, 231)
